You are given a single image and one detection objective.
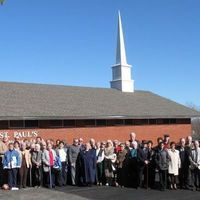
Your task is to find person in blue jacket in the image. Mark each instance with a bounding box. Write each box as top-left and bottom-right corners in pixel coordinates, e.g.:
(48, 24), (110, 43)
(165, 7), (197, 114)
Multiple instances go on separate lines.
(3, 142), (21, 190)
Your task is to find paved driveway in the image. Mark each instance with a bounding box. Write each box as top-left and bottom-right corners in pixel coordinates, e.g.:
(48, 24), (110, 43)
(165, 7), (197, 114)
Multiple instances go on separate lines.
(0, 186), (199, 200)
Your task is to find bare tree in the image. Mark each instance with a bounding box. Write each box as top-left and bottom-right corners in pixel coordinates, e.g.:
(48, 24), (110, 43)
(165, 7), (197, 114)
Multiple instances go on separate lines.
(0, 0), (5, 5)
(186, 102), (200, 139)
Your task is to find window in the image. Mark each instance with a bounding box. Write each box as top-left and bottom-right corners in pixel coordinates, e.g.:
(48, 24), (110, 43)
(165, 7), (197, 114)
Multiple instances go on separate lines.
(49, 120), (63, 127)
(10, 120), (24, 128)
(163, 119), (170, 124)
(107, 119), (124, 126)
(149, 119), (157, 125)
(75, 120), (96, 127)
(156, 118), (175, 125)
(0, 121), (9, 129)
(114, 119), (124, 125)
(75, 120), (85, 127)
(25, 120), (39, 128)
(133, 119), (148, 125)
(156, 119), (164, 124)
(176, 118), (191, 124)
(96, 119), (107, 126)
(170, 119), (176, 124)
(64, 120), (76, 127)
(39, 120), (50, 128)
(124, 119), (134, 125)
(84, 120), (95, 127)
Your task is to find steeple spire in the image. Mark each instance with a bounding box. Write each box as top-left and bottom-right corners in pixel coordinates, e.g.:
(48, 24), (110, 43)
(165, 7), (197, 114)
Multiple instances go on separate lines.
(116, 11), (128, 65)
(110, 11), (134, 93)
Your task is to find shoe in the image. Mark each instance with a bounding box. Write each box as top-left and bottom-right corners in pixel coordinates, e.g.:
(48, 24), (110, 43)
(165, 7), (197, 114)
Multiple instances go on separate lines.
(105, 183), (109, 186)
(185, 186), (190, 190)
(11, 187), (19, 190)
(173, 184), (177, 190)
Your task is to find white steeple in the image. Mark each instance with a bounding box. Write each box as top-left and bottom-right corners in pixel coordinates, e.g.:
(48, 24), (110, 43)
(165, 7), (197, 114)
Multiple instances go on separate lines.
(110, 11), (134, 93)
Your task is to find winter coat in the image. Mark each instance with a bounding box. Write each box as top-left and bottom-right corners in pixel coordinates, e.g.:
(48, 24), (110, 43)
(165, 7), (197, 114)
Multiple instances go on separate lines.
(31, 150), (42, 167)
(116, 149), (127, 168)
(155, 148), (169, 170)
(42, 149), (59, 172)
(20, 149), (32, 168)
(168, 149), (181, 175)
(3, 149), (21, 169)
(189, 147), (200, 170)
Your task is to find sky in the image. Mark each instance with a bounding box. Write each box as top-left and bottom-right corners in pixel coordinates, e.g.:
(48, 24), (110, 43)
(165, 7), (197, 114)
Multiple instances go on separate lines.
(0, 0), (200, 108)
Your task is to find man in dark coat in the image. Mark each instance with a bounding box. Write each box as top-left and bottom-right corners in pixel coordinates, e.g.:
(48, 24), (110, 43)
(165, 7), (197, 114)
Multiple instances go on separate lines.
(137, 142), (148, 188)
(177, 138), (191, 189)
(79, 143), (97, 186)
(129, 141), (147, 188)
(144, 140), (156, 189)
(155, 141), (170, 191)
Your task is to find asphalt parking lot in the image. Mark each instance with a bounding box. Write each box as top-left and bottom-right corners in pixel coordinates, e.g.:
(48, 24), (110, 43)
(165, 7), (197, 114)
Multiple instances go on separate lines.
(0, 186), (199, 200)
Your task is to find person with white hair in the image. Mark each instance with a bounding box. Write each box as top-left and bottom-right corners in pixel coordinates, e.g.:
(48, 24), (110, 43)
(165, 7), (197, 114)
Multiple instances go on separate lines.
(89, 138), (96, 149)
(129, 141), (147, 188)
(129, 132), (141, 148)
(189, 140), (200, 191)
(31, 143), (42, 188)
(177, 138), (191, 189)
(129, 141), (138, 188)
(79, 142), (97, 186)
(129, 132), (136, 143)
(104, 140), (116, 186)
(186, 136), (193, 148)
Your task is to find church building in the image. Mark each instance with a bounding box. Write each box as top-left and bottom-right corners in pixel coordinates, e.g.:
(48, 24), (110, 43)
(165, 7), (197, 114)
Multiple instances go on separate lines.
(0, 12), (199, 143)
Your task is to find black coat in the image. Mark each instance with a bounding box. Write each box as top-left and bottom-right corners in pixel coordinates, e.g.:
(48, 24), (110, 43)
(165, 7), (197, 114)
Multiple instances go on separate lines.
(176, 145), (190, 168)
(79, 149), (96, 184)
(137, 148), (146, 166)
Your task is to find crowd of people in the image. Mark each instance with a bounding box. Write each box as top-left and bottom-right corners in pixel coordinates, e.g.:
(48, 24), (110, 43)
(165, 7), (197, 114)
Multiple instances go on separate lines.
(0, 133), (199, 191)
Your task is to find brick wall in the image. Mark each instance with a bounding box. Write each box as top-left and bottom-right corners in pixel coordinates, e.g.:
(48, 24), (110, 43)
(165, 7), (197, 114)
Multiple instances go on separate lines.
(1, 124), (191, 145)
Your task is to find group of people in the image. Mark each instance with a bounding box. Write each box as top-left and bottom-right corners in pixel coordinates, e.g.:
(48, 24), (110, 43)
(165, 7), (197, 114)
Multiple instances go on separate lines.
(0, 133), (200, 191)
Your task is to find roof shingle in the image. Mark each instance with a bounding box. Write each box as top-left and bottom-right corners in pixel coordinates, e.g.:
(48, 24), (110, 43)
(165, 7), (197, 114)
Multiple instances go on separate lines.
(0, 81), (199, 120)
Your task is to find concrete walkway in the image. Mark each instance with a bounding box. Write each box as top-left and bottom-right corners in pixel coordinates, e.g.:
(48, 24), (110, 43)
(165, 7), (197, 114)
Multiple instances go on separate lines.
(0, 186), (199, 200)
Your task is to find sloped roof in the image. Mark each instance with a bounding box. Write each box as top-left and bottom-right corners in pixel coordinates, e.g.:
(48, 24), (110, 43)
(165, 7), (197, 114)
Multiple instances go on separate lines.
(0, 81), (199, 120)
